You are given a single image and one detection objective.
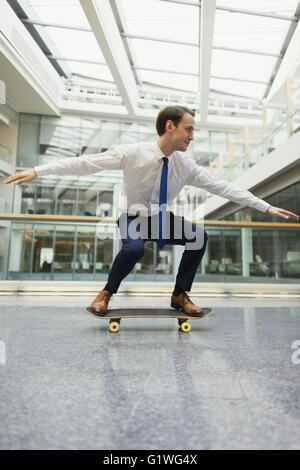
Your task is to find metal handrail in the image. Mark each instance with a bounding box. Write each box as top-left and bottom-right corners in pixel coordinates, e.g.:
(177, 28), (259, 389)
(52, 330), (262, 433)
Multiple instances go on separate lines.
(0, 214), (299, 229)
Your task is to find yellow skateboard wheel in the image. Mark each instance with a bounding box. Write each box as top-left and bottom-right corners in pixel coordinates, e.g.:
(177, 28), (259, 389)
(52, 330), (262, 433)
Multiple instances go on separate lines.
(109, 320), (120, 333)
(180, 321), (191, 333)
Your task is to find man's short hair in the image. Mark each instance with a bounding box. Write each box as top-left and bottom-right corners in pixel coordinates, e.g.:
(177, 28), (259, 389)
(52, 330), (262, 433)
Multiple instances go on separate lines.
(156, 106), (195, 136)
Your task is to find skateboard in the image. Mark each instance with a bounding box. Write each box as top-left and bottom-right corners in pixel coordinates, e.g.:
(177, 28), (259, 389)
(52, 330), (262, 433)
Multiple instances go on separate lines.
(86, 307), (212, 333)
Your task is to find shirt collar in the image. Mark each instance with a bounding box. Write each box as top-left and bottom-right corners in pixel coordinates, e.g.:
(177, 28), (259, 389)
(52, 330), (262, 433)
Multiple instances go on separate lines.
(154, 141), (174, 161)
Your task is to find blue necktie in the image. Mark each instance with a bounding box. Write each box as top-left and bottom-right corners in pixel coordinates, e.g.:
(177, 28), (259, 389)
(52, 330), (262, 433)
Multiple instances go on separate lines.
(157, 157), (169, 248)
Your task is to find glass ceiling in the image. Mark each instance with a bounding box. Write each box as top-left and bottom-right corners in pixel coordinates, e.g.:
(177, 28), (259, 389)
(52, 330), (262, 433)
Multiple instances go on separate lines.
(19, 0), (114, 82)
(16, 0), (300, 112)
(119, 0), (298, 98)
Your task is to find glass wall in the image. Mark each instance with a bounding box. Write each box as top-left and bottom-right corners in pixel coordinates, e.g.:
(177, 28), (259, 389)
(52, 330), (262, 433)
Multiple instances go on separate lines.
(17, 113), (237, 169)
(7, 222), (117, 281)
(14, 113), (237, 220)
(203, 181), (300, 282)
(16, 114), (159, 169)
(18, 178), (114, 217)
(182, 129), (236, 167)
(203, 228), (242, 277)
(196, 225), (300, 282)
(3, 113), (296, 284)
(6, 222), (300, 283)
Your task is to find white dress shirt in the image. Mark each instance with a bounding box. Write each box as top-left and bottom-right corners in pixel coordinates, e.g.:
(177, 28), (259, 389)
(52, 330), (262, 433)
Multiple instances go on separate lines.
(35, 141), (270, 215)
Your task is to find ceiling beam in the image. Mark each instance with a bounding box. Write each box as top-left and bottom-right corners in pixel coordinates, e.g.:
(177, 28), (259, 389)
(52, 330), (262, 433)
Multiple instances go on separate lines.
(216, 5), (298, 22)
(158, 0), (199, 6)
(123, 32), (198, 48)
(109, 0), (142, 87)
(121, 32), (281, 58)
(21, 18), (90, 32)
(158, 0), (298, 21)
(79, 0), (138, 116)
(133, 65), (268, 84)
(47, 55), (106, 66)
(210, 75), (267, 85)
(198, 0), (216, 123)
(264, 3), (300, 100)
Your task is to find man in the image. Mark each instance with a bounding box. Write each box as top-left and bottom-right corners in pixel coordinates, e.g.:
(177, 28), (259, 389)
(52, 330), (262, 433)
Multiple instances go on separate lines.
(4, 106), (299, 316)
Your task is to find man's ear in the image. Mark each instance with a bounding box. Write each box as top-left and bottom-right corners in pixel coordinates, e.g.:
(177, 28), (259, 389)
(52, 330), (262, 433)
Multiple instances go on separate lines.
(165, 120), (174, 133)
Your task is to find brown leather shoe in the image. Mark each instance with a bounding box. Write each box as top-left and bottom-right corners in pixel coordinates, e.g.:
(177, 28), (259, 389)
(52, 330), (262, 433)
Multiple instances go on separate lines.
(90, 289), (112, 316)
(171, 292), (204, 316)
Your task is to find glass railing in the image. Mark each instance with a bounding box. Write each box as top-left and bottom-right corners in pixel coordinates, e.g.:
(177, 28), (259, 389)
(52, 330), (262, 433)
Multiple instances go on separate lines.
(0, 215), (299, 283)
(248, 108), (300, 168)
(210, 108), (300, 182)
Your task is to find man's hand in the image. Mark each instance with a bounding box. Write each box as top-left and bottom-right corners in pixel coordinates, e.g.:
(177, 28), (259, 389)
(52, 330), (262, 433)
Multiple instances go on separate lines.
(3, 169), (37, 185)
(267, 205), (299, 221)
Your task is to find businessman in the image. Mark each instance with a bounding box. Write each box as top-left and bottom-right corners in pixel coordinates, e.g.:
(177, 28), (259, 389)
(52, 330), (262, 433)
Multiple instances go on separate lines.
(4, 106), (299, 317)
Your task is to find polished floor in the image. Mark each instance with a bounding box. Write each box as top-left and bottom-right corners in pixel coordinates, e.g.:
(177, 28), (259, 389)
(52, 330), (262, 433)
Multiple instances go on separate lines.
(0, 294), (300, 450)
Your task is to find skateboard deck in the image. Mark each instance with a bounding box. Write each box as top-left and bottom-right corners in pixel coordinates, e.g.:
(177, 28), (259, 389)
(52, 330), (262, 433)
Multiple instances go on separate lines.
(86, 307), (212, 333)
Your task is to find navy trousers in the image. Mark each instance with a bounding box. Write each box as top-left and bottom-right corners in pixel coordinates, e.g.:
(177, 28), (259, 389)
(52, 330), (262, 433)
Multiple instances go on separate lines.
(105, 212), (208, 294)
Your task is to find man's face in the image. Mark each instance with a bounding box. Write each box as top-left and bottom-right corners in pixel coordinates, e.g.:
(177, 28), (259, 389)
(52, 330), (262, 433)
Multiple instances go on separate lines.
(168, 113), (194, 151)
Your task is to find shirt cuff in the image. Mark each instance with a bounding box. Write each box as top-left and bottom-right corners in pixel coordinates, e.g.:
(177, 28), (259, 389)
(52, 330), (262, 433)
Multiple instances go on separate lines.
(253, 199), (270, 213)
(34, 165), (51, 177)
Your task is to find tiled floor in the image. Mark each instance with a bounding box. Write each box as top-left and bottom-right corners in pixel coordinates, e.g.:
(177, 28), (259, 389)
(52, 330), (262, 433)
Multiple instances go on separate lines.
(0, 294), (300, 450)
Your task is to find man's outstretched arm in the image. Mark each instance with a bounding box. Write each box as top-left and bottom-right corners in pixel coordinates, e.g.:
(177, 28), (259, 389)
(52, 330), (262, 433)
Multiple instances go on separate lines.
(3, 143), (136, 186)
(185, 160), (299, 221)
